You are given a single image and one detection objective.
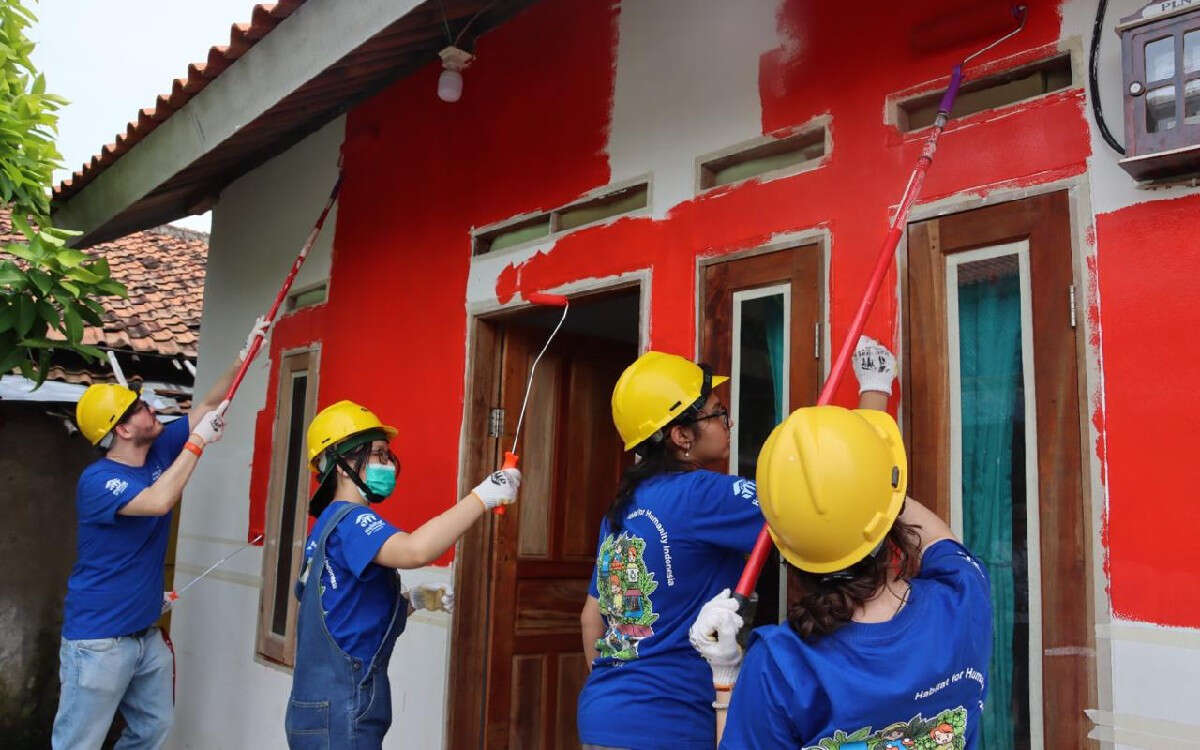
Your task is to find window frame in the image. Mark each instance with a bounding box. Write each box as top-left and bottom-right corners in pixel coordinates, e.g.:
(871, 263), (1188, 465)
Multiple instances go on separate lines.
(255, 346), (321, 667)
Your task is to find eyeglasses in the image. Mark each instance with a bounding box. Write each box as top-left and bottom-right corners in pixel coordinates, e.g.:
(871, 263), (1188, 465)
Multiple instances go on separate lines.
(691, 407), (731, 429)
(116, 399), (149, 426)
(368, 447), (400, 469)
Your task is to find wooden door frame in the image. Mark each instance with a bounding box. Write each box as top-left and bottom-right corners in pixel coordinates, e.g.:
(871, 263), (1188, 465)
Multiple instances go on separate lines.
(447, 281), (644, 749)
(694, 232), (830, 363)
(903, 190), (1098, 747)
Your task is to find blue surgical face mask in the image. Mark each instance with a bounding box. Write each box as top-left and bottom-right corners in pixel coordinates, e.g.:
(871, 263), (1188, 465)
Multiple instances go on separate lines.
(358, 462), (396, 501)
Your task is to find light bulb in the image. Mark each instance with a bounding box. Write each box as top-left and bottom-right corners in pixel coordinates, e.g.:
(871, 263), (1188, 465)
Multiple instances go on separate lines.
(438, 68), (463, 103)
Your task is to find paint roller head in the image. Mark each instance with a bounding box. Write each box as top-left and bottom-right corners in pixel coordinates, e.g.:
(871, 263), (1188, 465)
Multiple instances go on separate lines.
(526, 292), (569, 307)
(910, 3), (1026, 56)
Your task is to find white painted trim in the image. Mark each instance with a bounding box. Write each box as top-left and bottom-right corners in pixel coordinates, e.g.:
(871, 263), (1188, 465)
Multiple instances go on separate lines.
(1085, 710), (1200, 747)
(53, 0), (424, 237)
(729, 283), (791, 477)
(944, 240), (1045, 750)
(1097, 622), (1200, 649)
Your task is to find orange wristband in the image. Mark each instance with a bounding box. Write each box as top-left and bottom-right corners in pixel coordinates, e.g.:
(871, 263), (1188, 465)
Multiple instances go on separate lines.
(184, 441), (204, 457)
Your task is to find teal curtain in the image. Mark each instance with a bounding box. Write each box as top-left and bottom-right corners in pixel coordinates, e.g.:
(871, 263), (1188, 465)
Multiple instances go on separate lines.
(958, 275), (1022, 749)
(761, 295), (785, 423)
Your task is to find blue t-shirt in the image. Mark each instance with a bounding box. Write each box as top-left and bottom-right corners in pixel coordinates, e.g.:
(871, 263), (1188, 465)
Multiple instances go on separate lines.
(301, 501), (403, 666)
(63, 416), (190, 640)
(720, 540), (993, 750)
(577, 470), (764, 750)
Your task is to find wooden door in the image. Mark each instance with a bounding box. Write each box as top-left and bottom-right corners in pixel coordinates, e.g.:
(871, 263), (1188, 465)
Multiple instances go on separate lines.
(905, 191), (1094, 748)
(700, 245), (822, 626)
(482, 326), (633, 749)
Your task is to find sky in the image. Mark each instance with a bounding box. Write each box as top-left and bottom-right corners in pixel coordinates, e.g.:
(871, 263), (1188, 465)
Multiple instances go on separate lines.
(30, 0), (261, 233)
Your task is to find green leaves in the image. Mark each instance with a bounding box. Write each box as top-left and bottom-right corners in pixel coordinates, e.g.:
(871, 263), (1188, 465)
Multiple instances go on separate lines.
(0, 1), (127, 387)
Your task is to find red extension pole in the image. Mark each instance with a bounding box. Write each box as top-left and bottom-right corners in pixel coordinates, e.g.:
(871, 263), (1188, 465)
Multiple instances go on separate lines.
(732, 67), (971, 602)
(217, 172), (343, 415)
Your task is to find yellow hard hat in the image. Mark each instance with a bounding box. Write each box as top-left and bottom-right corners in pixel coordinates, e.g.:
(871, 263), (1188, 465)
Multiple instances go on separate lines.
(306, 400), (398, 473)
(756, 406), (907, 574)
(611, 351), (728, 451)
(76, 383), (139, 445)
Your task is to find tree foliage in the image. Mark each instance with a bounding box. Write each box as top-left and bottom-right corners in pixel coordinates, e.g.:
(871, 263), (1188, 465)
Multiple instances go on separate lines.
(0, 0), (127, 384)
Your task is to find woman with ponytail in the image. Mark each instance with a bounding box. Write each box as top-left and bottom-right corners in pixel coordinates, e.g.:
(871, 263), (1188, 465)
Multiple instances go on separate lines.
(576, 347), (894, 750)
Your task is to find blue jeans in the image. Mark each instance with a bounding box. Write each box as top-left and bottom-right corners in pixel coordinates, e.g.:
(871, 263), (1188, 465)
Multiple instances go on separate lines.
(52, 628), (174, 750)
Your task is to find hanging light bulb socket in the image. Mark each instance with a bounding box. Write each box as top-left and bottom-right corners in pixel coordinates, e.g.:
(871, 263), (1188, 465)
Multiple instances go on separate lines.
(437, 45), (474, 103)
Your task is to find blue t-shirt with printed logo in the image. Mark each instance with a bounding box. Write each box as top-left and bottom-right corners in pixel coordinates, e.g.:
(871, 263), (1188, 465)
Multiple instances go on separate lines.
(301, 501), (404, 666)
(720, 540), (993, 750)
(577, 470), (764, 750)
(63, 415), (190, 640)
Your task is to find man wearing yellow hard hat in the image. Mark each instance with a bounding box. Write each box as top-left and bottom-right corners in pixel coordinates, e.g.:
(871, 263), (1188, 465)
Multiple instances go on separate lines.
(688, 338), (993, 749)
(284, 399), (520, 748)
(576, 343), (894, 750)
(52, 319), (267, 750)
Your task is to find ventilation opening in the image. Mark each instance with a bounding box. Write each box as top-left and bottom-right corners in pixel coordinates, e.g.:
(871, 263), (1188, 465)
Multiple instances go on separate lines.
(473, 181), (649, 256)
(557, 183), (648, 231)
(287, 282), (327, 311)
(699, 128), (827, 191)
(474, 215), (552, 256)
(899, 54), (1073, 131)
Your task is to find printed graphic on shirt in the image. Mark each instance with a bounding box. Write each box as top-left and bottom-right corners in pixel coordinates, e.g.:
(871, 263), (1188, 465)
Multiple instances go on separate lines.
(732, 478), (759, 505)
(594, 532), (659, 661)
(104, 478), (129, 496)
(802, 707), (968, 750)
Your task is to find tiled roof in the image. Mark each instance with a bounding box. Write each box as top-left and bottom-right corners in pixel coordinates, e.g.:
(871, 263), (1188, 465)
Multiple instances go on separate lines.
(52, 1), (306, 203)
(1, 210), (207, 358)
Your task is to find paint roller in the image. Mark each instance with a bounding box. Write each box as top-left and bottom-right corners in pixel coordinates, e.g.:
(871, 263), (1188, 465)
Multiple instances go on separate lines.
(730, 4), (1028, 610)
(493, 291), (570, 515)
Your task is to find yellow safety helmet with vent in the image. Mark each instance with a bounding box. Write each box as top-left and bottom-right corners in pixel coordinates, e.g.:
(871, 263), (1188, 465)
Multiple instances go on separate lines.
(611, 351), (728, 452)
(306, 400), (398, 473)
(76, 383), (139, 445)
(756, 406), (908, 574)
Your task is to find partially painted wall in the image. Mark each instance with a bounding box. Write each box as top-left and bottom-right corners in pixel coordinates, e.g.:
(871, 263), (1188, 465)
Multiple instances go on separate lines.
(177, 0), (1200, 746)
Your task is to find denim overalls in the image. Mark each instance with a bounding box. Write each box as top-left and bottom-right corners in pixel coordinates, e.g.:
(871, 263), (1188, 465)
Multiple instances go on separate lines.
(285, 503), (409, 749)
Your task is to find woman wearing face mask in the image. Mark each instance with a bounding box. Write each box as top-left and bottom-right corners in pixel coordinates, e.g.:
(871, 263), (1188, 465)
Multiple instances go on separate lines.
(576, 349), (892, 750)
(284, 400), (520, 749)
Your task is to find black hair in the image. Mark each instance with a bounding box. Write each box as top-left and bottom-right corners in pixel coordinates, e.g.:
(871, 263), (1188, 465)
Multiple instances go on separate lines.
(785, 512), (922, 641)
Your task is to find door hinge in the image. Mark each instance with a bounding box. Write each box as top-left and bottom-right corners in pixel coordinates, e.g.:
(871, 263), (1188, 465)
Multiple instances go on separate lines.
(487, 408), (505, 438)
(1069, 284), (1077, 329)
(814, 322), (822, 359)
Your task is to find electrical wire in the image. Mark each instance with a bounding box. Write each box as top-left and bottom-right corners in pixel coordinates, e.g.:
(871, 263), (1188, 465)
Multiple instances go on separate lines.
(454, 1), (498, 47)
(1090, 0), (1127, 155)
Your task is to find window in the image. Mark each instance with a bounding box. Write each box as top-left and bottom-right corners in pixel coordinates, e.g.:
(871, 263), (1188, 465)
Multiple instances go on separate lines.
(898, 54), (1073, 131)
(286, 282), (327, 311)
(256, 349), (319, 667)
(697, 126), (828, 191)
(472, 181), (649, 256)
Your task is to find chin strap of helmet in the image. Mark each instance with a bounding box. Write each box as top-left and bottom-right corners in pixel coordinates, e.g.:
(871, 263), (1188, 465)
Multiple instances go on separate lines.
(334, 450), (384, 504)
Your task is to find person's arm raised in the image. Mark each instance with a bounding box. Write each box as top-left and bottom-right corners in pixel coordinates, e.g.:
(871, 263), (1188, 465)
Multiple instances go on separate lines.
(119, 411), (224, 517)
(897, 496), (956, 557)
(372, 469), (520, 569)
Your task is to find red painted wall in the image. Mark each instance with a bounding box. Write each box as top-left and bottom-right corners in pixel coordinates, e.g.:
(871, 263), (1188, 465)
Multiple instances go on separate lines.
(1095, 193), (1200, 627)
(243, 0), (1200, 628)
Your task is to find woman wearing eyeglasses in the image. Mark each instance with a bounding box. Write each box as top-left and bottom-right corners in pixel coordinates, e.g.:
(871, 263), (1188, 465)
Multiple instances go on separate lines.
(576, 342), (896, 750)
(284, 400), (521, 749)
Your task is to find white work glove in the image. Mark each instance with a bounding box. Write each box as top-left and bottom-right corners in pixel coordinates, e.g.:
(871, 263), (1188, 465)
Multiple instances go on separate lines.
(471, 468), (521, 510)
(238, 316), (271, 362)
(191, 406), (226, 445)
(853, 335), (896, 395)
(407, 584), (454, 614)
(689, 588), (744, 689)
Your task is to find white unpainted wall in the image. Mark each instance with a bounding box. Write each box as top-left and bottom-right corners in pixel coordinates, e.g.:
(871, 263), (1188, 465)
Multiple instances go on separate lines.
(170, 116), (452, 749)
